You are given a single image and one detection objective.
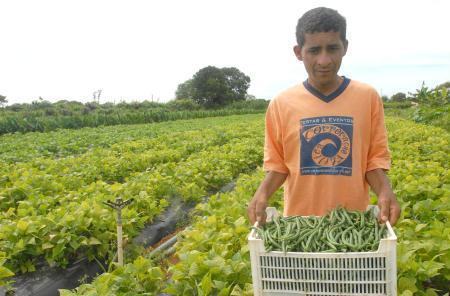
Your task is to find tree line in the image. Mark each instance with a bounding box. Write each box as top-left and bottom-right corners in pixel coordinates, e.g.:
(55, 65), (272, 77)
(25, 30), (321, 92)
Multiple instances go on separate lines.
(0, 66), (255, 110)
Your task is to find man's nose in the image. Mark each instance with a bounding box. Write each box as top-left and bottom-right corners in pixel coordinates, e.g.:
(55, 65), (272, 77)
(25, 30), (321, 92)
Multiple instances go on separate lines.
(317, 53), (332, 66)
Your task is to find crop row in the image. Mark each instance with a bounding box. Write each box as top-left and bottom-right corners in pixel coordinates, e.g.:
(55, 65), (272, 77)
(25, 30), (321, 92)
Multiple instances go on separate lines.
(385, 119), (449, 294)
(61, 169), (271, 295)
(0, 120), (264, 277)
(0, 113), (263, 163)
(0, 122), (261, 215)
(0, 108), (264, 135)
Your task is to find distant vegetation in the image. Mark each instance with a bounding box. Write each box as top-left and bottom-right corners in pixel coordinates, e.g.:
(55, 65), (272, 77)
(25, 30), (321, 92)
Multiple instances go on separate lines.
(0, 97), (269, 135)
(0, 66), (268, 135)
(1, 79), (447, 135)
(384, 81), (449, 131)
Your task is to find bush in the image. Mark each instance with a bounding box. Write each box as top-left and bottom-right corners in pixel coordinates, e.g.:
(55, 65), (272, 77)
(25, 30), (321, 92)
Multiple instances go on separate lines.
(225, 99), (269, 110)
(391, 92), (407, 102)
(165, 99), (201, 111)
(384, 101), (413, 109)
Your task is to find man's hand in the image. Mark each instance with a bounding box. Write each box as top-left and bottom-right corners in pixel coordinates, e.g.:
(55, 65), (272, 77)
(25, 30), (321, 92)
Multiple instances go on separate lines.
(366, 168), (401, 226)
(377, 192), (401, 226)
(247, 195), (269, 226)
(247, 171), (287, 225)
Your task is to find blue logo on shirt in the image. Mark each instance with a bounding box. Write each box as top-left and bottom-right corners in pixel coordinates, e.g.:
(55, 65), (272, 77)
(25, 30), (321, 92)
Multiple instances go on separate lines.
(300, 116), (353, 176)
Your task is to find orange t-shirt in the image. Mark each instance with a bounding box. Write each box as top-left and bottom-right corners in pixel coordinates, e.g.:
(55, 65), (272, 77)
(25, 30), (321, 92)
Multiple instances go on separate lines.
(263, 77), (390, 216)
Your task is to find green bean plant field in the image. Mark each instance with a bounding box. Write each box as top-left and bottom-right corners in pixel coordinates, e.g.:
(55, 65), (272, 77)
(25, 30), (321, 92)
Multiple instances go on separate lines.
(1, 108), (449, 295)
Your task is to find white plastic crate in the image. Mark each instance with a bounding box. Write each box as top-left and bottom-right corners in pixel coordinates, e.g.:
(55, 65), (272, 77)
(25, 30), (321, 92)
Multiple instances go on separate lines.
(248, 206), (397, 296)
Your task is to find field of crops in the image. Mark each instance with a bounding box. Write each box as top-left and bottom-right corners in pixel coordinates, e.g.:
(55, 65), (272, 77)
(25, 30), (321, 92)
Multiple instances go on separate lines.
(0, 107), (266, 135)
(1, 113), (449, 295)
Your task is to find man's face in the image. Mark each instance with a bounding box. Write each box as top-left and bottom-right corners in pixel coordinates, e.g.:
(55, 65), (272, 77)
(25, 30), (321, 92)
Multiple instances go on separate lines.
(294, 31), (348, 88)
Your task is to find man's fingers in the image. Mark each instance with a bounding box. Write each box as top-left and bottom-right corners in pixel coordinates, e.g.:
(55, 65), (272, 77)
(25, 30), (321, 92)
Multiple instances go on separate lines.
(247, 202), (257, 225)
(255, 201), (267, 225)
(256, 212), (267, 225)
(378, 198), (390, 224)
(389, 202), (401, 226)
(247, 199), (267, 225)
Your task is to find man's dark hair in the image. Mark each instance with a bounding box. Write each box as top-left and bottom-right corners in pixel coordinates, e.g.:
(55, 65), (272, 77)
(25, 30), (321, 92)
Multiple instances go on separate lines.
(296, 7), (347, 47)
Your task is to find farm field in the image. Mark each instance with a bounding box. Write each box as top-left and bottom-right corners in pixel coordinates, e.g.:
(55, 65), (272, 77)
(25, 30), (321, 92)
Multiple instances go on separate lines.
(1, 113), (449, 296)
(0, 107), (266, 135)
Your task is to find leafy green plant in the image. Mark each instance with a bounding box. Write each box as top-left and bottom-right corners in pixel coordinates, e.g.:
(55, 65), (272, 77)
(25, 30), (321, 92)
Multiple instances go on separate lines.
(59, 256), (165, 295)
(164, 169), (282, 295)
(0, 252), (14, 288)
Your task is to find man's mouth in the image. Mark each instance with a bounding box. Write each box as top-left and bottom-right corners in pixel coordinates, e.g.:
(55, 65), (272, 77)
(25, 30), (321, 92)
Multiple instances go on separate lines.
(317, 70), (331, 75)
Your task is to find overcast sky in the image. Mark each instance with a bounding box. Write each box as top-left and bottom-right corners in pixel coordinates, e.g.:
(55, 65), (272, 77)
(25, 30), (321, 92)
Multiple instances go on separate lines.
(1, 0), (449, 105)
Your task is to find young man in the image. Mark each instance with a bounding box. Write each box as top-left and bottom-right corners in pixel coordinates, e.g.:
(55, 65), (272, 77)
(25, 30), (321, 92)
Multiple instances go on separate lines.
(247, 7), (401, 226)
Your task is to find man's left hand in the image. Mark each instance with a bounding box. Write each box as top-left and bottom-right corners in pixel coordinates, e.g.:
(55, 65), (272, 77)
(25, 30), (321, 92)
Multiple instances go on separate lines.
(377, 192), (401, 226)
(366, 168), (401, 226)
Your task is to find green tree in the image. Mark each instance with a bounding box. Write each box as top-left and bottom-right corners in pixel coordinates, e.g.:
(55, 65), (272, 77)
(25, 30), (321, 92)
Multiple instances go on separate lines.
(391, 92), (406, 102)
(435, 81), (450, 90)
(182, 66), (251, 108)
(191, 66), (231, 108)
(0, 95), (7, 108)
(175, 79), (194, 100)
(221, 67), (250, 101)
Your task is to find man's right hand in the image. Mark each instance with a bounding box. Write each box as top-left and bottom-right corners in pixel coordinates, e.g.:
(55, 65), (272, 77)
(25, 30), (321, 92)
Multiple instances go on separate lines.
(247, 170), (288, 225)
(247, 195), (269, 225)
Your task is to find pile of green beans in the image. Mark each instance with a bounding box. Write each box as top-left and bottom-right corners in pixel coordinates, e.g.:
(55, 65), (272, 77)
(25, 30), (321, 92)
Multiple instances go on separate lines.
(253, 207), (387, 253)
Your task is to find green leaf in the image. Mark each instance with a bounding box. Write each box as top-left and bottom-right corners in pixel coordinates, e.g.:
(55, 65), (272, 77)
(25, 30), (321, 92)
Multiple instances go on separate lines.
(0, 266), (14, 279)
(110, 183), (122, 192)
(88, 237), (101, 245)
(398, 276), (418, 293)
(69, 240), (80, 250)
(230, 284), (243, 296)
(42, 242), (54, 250)
(15, 239), (25, 250)
(52, 244), (66, 257)
(188, 262), (199, 276)
(28, 237), (36, 245)
(425, 288), (439, 296)
(415, 223), (427, 232)
(17, 220), (29, 232)
(199, 272), (212, 295)
(420, 260), (445, 277)
(217, 284), (231, 296)
(58, 290), (76, 296)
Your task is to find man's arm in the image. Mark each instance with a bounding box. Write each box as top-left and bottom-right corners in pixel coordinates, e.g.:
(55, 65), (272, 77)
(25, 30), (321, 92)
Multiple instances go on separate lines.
(365, 168), (401, 226)
(247, 171), (288, 225)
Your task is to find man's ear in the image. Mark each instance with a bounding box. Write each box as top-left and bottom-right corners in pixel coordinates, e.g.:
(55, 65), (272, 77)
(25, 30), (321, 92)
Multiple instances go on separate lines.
(343, 39), (349, 56)
(293, 45), (303, 61)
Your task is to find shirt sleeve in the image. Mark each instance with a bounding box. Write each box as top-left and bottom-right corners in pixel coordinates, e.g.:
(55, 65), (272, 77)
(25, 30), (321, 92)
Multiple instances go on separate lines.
(366, 92), (391, 172)
(263, 100), (289, 174)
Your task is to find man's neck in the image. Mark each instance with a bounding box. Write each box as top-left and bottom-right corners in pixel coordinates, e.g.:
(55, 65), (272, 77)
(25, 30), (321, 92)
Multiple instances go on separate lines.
(307, 76), (343, 96)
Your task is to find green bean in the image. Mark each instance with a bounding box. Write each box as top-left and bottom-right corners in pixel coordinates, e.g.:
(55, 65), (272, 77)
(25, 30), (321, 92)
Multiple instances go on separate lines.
(255, 207), (386, 253)
(303, 217), (315, 228)
(360, 211), (365, 228)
